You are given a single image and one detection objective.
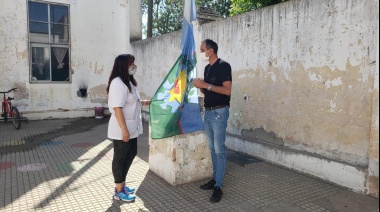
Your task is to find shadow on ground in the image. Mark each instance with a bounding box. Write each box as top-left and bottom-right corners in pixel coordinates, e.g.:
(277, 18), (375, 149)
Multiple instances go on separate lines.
(0, 119), (378, 212)
(0, 117), (111, 210)
(0, 118), (109, 155)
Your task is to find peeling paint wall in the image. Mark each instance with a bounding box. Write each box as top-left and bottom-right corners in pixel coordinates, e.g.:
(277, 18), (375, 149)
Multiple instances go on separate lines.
(0, 0), (30, 104)
(201, 0), (378, 167)
(0, 0), (141, 118)
(132, 0), (378, 195)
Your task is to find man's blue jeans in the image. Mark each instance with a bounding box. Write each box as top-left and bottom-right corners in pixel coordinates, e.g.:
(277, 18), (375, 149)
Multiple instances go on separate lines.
(204, 106), (229, 188)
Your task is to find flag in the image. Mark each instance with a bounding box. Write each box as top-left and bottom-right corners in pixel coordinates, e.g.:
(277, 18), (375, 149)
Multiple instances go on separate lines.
(149, 0), (204, 139)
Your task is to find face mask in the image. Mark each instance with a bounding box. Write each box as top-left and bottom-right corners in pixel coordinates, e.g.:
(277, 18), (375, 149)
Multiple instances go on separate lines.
(128, 66), (137, 75)
(200, 50), (210, 61)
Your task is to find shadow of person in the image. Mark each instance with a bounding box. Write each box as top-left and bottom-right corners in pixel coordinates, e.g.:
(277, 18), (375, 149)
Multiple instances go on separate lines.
(105, 200), (128, 212)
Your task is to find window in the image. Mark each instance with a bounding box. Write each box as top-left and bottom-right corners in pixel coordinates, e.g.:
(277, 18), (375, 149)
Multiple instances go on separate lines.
(28, 1), (70, 82)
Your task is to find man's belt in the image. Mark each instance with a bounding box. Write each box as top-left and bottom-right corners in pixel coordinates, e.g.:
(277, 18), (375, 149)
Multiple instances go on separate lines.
(204, 105), (228, 111)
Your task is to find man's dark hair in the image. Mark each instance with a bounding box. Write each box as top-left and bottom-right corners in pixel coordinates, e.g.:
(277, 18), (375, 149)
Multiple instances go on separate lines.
(204, 39), (218, 54)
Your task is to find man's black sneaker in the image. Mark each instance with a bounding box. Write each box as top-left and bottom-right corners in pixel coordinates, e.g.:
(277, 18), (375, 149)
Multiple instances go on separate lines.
(210, 186), (223, 203)
(200, 179), (216, 190)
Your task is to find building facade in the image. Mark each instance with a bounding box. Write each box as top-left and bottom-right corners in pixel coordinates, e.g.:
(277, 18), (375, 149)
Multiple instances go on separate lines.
(0, 0), (142, 119)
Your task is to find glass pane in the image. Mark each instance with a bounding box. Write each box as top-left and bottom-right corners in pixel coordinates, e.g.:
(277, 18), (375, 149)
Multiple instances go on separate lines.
(51, 24), (69, 43)
(50, 5), (69, 24)
(29, 22), (49, 43)
(31, 47), (51, 81)
(51, 47), (70, 81)
(29, 2), (48, 22)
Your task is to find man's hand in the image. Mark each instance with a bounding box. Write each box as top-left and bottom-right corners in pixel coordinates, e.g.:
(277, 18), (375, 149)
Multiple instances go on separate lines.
(193, 78), (207, 89)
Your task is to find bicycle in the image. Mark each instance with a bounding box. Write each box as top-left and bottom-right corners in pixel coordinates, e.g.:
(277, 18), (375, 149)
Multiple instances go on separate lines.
(1, 88), (21, 129)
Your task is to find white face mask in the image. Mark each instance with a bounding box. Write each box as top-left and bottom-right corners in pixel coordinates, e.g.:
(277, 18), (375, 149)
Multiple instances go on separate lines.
(200, 50), (210, 61)
(128, 66), (137, 75)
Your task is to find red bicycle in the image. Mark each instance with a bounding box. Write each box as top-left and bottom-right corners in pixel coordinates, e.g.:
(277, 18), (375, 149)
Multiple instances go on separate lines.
(1, 88), (21, 129)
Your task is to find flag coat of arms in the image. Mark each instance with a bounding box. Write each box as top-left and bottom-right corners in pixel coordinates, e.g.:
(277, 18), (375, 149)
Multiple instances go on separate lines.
(149, 0), (204, 139)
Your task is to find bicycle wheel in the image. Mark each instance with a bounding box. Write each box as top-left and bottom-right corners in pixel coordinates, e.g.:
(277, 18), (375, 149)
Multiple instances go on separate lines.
(11, 106), (21, 129)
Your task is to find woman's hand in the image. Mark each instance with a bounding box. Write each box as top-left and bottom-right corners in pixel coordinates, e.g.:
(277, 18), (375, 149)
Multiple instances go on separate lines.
(141, 100), (152, 106)
(114, 107), (130, 142)
(122, 128), (130, 142)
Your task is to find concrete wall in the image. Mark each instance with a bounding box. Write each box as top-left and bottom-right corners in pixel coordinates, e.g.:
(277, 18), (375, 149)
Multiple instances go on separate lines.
(132, 0), (379, 195)
(129, 0), (142, 42)
(368, 21), (379, 197)
(0, 0), (141, 119)
(210, 0), (377, 167)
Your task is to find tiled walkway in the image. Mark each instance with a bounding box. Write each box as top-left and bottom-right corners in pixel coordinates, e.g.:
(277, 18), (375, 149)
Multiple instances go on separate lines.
(0, 118), (378, 212)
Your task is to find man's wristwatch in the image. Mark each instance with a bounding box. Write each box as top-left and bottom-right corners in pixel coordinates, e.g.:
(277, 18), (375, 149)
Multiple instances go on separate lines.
(207, 84), (212, 91)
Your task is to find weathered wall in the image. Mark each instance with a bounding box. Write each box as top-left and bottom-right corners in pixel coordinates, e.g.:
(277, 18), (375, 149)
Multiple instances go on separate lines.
(202, 0), (378, 167)
(0, 0), (30, 106)
(129, 0), (142, 42)
(0, 0), (140, 119)
(368, 23), (379, 197)
(132, 0), (379, 195)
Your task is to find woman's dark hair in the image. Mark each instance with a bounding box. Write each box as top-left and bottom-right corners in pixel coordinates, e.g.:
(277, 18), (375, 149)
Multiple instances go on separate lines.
(204, 39), (218, 54)
(106, 54), (137, 94)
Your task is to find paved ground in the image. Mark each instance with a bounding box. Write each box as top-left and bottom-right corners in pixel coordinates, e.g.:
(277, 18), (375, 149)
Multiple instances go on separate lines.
(0, 118), (378, 212)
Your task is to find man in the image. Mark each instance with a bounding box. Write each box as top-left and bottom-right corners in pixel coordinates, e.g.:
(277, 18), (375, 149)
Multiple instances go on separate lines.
(193, 39), (232, 203)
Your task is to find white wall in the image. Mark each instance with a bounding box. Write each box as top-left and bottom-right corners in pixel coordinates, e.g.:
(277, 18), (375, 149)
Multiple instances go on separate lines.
(0, 0), (140, 119)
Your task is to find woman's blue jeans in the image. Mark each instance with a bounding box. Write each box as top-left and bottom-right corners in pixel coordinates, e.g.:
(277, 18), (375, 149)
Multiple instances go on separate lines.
(204, 106), (229, 188)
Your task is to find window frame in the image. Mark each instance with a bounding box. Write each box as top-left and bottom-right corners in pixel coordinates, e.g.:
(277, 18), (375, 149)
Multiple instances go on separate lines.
(27, 1), (71, 84)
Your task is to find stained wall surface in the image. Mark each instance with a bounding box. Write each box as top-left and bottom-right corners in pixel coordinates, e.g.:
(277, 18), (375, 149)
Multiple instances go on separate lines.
(202, 0), (377, 167)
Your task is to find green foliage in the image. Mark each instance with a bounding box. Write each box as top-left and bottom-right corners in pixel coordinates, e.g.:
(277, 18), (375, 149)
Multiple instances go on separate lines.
(197, 0), (231, 17)
(143, 0), (231, 37)
(142, 0), (287, 37)
(142, 0), (183, 36)
(230, 0), (288, 16)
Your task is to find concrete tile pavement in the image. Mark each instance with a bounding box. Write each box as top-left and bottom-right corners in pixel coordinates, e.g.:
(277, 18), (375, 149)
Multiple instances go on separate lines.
(0, 118), (378, 212)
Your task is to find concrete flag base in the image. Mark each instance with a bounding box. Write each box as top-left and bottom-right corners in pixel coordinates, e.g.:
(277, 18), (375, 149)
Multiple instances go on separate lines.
(149, 126), (212, 186)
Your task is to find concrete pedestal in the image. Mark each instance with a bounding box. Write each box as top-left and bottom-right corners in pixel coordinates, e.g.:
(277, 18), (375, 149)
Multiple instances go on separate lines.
(148, 127), (212, 186)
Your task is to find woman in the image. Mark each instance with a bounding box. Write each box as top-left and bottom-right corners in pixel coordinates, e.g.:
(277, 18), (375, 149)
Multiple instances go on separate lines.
(106, 54), (149, 202)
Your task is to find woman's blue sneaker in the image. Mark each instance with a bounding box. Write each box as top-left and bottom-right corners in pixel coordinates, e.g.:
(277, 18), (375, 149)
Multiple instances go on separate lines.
(113, 189), (136, 202)
(124, 186), (135, 194)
